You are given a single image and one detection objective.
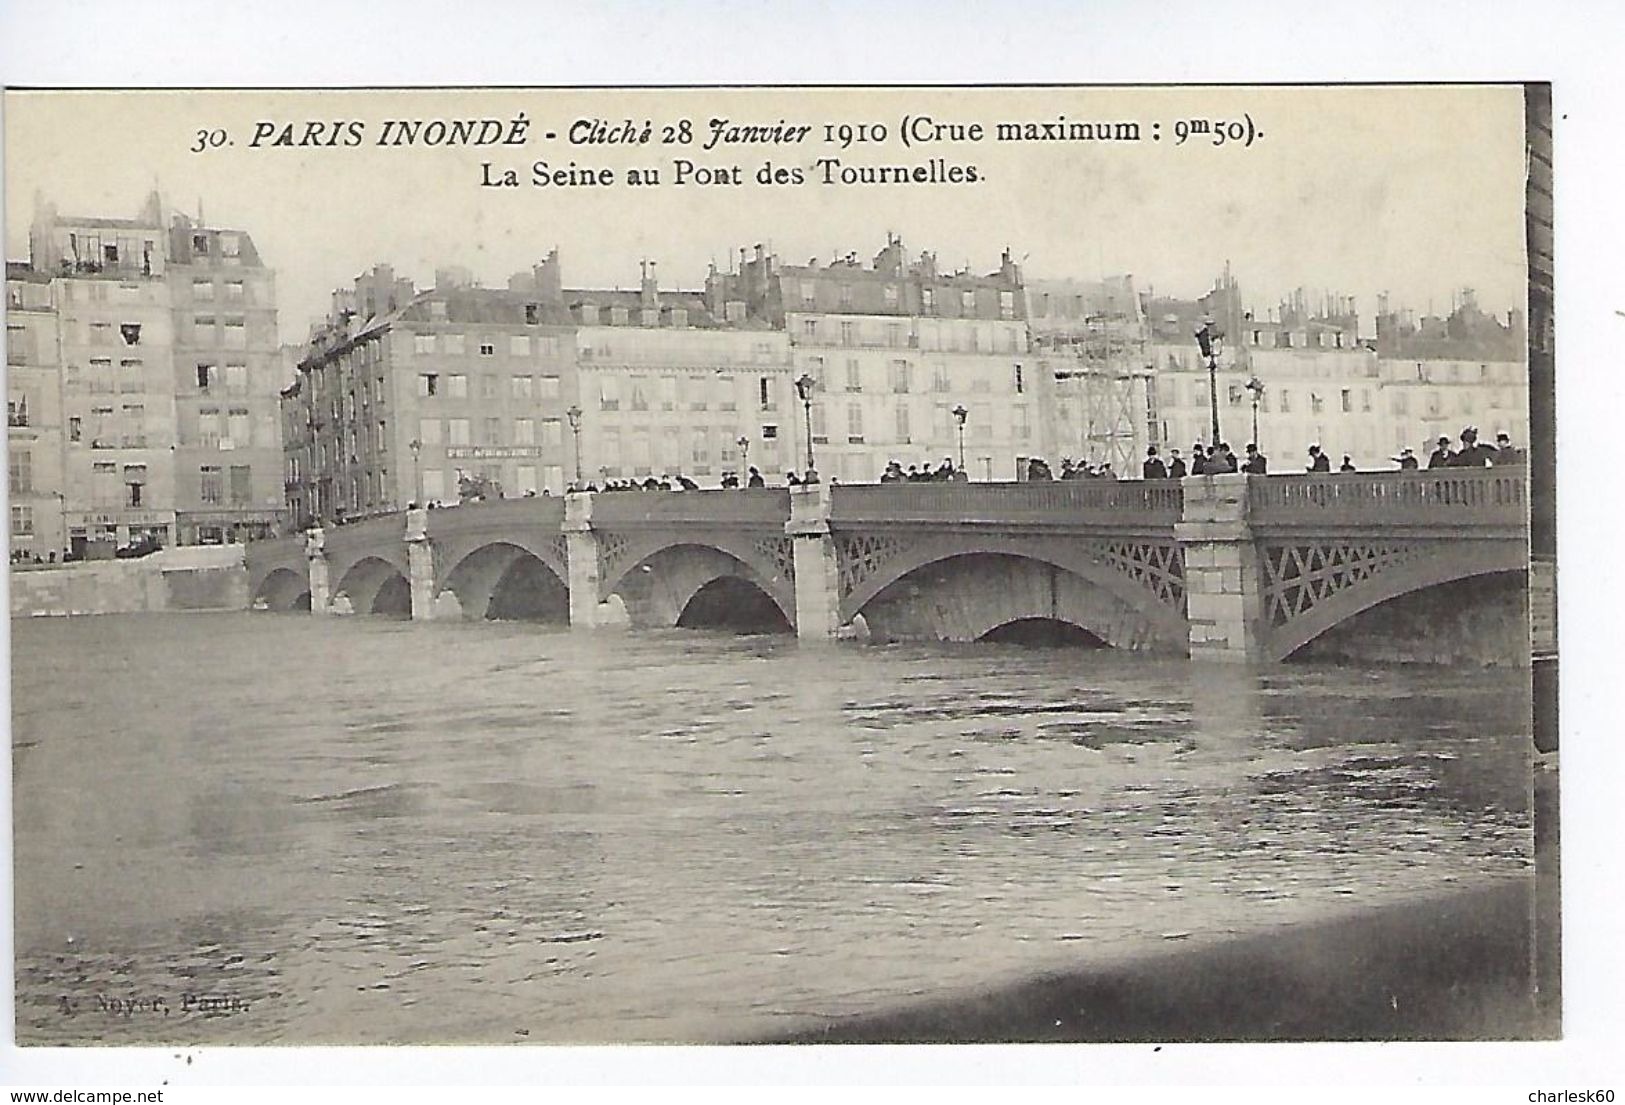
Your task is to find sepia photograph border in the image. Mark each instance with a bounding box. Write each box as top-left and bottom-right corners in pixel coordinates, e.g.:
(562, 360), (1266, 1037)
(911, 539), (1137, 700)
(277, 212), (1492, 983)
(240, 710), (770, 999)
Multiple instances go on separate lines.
(0, 1), (1618, 1094)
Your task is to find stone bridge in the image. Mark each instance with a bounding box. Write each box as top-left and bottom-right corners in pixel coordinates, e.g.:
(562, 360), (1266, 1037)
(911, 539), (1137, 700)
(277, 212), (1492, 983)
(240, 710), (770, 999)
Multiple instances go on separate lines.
(245, 468), (1529, 662)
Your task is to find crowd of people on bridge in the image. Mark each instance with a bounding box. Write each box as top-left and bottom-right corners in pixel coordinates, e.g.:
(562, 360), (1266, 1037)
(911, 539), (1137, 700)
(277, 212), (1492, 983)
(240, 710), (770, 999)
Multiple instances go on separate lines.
(881, 458), (968, 483)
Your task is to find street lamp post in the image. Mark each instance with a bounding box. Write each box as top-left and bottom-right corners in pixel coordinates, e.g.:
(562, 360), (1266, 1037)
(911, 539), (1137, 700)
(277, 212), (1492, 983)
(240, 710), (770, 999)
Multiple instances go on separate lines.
(794, 373), (816, 473)
(408, 438), (422, 506)
(565, 405), (583, 489)
(952, 404), (968, 473)
(1244, 376), (1265, 447)
(737, 434), (750, 480)
(1195, 318), (1222, 445)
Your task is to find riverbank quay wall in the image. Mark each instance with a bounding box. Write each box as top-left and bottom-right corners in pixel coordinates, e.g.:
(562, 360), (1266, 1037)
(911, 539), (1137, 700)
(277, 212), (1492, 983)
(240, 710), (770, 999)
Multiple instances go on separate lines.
(10, 544), (248, 617)
(245, 468), (1532, 664)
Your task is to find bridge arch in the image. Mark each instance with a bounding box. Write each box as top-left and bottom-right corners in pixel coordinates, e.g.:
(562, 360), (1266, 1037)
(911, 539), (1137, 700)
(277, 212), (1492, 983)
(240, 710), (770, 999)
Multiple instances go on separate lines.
(1265, 542), (1528, 662)
(439, 541), (569, 622)
(252, 566), (311, 612)
(841, 537), (1188, 651)
(333, 555), (412, 617)
(605, 540), (795, 631)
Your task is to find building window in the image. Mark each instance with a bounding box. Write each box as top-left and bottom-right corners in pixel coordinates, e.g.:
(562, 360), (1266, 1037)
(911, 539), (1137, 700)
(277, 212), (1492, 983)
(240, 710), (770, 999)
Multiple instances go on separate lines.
(800, 280), (817, 306)
(9, 449), (32, 493)
(198, 409), (221, 447)
(932, 363), (950, 392)
(845, 358), (862, 392)
(922, 288), (935, 314)
(810, 404), (827, 442)
(200, 466), (223, 504)
(415, 334), (435, 355)
(11, 505), (34, 537)
(661, 376), (679, 411)
(1013, 364), (1024, 394)
(419, 418), (442, 445)
(197, 363), (217, 392)
(422, 469), (445, 502)
(961, 290), (975, 312)
(447, 374), (468, 398)
(223, 320), (246, 349)
(1013, 405), (1030, 440)
(759, 377), (774, 410)
(479, 342), (495, 357)
(225, 363), (248, 395)
(228, 409), (251, 446)
(886, 323), (905, 348)
(847, 404), (864, 443)
(895, 403), (910, 443)
(482, 417), (502, 445)
(443, 334), (465, 355)
(418, 373), (439, 397)
(193, 278), (214, 301)
(802, 319), (818, 340)
(1279, 389), (1292, 413)
(539, 376), (560, 399)
(511, 374), (534, 399)
(889, 360), (910, 393)
(884, 284), (899, 307)
(448, 419), (471, 445)
(69, 416), (82, 442)
(1340, 388), (1352, 413)
(999, 291), (1015, 320)
(630, 378), (649, 412)
(481, 374), (499, 399)
(224, 280), (246, 302)
(514, 418), (535, 445)
(510, 335), (531, 357)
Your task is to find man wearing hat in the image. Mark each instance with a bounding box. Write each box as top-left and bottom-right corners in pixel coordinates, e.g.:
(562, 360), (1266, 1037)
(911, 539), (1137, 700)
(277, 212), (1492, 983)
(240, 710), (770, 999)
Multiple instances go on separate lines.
(1392, 447), (1420, 471)
(1495, 432), (1525, 465)
(1427, 436), (1454, 469)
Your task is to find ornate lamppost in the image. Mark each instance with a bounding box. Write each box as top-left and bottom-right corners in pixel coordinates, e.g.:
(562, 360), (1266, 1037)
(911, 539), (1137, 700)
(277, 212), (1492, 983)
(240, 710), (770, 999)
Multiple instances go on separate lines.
(408, 438), (422, 506)
(1244, 376), (1265, 448)
(1195, 317), (1222, 445)
(794, 373), (816, 473)
(952, 404), (969, 473)
(565, 405), (583, 489)
(737, 434), (750, 481)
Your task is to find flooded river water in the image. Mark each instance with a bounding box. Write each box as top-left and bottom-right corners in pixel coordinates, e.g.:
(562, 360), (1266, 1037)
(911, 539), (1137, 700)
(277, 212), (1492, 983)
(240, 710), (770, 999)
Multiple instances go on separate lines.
(9, 612), (1533, 1044)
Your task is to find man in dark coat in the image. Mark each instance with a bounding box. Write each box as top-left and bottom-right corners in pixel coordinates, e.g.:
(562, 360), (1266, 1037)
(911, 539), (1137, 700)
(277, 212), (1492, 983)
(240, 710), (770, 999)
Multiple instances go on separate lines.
(1142, 445), (1167, 480)
(1167, 449), (1188, 479)
(1307, 445), (1331, 472)
(1243, 443), (1267, 474)
(1428, 436), (1454, 468)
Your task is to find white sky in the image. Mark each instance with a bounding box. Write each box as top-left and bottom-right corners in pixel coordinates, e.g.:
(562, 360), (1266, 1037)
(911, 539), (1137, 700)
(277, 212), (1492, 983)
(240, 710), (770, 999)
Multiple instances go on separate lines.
(5, 85), (1526, 345)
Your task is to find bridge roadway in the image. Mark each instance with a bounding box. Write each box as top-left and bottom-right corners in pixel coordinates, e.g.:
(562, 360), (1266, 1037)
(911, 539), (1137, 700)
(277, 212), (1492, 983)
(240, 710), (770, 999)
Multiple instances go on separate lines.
(246, 468), (1529, 662)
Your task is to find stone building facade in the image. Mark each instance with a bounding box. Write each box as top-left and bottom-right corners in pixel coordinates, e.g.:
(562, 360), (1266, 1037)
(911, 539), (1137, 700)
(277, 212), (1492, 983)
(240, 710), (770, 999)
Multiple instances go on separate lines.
(16, 194), (285, 553)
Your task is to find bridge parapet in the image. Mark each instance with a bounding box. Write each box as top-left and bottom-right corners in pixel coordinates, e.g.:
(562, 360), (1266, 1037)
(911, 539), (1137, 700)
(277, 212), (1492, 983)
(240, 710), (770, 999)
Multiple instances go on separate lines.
(422, 495), (566, 538)
(831, 480), (1182, 528)
(1247, 467), (1527, 536)
(589, 488), (790, 527)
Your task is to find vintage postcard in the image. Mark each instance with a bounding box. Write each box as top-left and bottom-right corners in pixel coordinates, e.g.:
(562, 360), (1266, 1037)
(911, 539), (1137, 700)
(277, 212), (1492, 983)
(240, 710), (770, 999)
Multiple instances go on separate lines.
(4, 82), (1555, 1058)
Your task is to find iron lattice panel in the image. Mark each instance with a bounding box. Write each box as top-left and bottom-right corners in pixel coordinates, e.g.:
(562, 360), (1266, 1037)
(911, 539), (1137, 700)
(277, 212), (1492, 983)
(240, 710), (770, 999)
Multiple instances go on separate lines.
(1095, 539), (1186, 611)
(836, 534), (913, 598)
(550, 535), (571, 574)
(596, 532), (630, 581)
(1260, 540), (1423, 628)
(754, 536), (796, 583)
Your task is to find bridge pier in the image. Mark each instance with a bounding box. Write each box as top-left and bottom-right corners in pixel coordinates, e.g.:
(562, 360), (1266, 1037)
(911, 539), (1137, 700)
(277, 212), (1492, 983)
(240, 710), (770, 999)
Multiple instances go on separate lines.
(564, 490), (605, 629)
(787, 484), (841, 640)
(305, 528), (332, 616)
(1176, 473), (1266, 662)
(404, 508), (438, 621)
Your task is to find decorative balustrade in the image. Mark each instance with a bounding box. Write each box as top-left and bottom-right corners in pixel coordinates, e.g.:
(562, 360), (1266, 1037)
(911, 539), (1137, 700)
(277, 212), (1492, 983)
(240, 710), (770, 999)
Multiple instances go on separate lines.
(1246, 467), (1528, 534)
(587, 487), (791, 527)
(830, 480), (1184, 527)
(422, 494), (566, 533)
